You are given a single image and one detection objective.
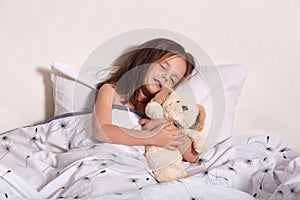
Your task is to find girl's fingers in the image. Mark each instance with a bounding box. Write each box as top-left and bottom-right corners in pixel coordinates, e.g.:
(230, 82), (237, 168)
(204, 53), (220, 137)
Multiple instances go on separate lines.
(165, 143), (178, 151)
(141, 119), (167, 131)
(163, 122), (172, 128)
(171, 141), (185, 147)
(164, 123), (178, 131)
(165, 145), (177, 151)
(139, 118), (150, 126)
(165, 139), (185, 150)
(174, 131), (185, 140)
(165, 143), (184, 151)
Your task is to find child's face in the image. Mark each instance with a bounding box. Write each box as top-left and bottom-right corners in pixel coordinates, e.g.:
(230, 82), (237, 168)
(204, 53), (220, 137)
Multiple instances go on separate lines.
(143, 55), (187, 95)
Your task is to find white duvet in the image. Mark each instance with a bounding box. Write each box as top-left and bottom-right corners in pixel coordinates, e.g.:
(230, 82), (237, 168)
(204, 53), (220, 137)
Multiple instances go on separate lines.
(0, 111), (299, 199)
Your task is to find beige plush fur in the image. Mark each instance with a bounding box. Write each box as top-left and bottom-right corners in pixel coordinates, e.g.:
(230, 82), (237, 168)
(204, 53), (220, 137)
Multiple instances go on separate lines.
(144, 89), (207, 182)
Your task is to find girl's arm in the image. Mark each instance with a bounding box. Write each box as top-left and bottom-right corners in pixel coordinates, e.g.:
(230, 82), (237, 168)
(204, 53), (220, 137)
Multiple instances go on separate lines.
(176, 135), (199, 163)
(139, 118), (199, 162)
(93, 84), (182, 148)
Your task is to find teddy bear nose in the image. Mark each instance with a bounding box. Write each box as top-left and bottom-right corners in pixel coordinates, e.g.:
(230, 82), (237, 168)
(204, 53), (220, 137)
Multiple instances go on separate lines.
(182, 106), (188, 111)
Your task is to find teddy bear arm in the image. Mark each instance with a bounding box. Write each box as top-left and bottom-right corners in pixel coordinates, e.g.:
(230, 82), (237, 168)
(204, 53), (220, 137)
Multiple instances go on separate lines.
(185, 129), (207, 154)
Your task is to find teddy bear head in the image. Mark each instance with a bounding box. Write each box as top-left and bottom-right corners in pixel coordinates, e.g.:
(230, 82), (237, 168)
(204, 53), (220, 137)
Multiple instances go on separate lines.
(145, 88), (206, 131)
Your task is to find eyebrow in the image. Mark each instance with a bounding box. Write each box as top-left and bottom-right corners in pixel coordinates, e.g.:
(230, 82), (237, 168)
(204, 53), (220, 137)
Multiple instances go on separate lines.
(163, 60), (171, 67)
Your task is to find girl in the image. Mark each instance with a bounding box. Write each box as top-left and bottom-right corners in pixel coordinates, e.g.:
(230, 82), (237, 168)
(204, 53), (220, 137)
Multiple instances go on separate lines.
(93, 38), (199, 162)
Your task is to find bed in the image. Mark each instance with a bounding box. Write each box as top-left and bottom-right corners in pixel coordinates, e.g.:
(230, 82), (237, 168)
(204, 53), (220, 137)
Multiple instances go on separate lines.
(0, 62), (299, 200)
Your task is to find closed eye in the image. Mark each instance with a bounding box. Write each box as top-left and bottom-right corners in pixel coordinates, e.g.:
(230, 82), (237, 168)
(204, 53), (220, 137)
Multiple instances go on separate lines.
(170, 75), (179, 85)
(171, 78), (175, 84)
(159, 63), (166, 70)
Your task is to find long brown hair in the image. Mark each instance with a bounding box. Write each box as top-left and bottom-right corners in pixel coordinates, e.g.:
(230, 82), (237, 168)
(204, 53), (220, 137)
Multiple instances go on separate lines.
(96, 38), (196, 106)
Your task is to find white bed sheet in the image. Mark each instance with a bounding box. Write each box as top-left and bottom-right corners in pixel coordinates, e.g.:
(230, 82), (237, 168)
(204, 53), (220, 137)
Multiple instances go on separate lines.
(0, 111), (299, 199)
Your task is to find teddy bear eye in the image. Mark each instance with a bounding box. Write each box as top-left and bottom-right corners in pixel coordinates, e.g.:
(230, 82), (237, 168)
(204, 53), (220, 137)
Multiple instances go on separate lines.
(177, 101), (180, 103)
(182, 106), (188, 111)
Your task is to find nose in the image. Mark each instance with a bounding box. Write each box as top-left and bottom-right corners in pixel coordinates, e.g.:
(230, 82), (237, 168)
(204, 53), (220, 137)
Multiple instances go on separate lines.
(161, 74), (169, 83)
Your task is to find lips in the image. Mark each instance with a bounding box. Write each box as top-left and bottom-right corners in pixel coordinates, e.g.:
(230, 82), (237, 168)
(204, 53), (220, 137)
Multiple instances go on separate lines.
(154, 79), (162, 88)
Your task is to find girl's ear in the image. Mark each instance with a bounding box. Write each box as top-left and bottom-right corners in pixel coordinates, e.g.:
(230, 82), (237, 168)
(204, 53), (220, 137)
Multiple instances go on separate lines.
(150, 88), (172, 105)
(196, 104), (206, 132)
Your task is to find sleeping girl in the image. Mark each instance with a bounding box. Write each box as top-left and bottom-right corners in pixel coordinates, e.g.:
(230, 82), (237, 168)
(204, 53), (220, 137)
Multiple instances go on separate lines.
(92, 38), (200, 163)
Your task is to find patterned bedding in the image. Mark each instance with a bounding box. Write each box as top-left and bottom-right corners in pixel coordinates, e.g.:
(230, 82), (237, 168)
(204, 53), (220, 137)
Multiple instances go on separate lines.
(0, 112), (299, 199)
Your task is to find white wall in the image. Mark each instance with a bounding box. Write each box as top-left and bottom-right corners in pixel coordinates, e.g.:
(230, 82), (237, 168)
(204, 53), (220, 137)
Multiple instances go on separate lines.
(0, 0), (299, 153)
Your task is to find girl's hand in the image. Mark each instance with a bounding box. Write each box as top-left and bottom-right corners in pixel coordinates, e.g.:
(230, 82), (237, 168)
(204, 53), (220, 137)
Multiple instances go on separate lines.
(163, 123), (185, 150)
(140, 119), (185, 150)
(139, 118), (165, 131)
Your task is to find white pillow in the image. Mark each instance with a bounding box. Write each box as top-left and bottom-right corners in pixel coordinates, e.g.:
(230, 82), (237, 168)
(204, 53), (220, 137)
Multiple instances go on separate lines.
(50, 62), (249, 144)
(176, 64), (249, 145)
(50, 62), (110, 116)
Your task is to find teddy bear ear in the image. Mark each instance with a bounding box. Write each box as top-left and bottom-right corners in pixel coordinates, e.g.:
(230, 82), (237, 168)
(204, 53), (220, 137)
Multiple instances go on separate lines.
(150, 88), (172, 105)
(196, 104), (206, 132)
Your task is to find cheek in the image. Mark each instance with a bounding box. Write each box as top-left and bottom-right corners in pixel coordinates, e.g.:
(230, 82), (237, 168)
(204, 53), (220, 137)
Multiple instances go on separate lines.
(163, 80), (177, 90)
(143, 75), (149, 84)
(143, 68), (155, 83)
(143, 73), (153, 84)
(162, 84), (172, 90)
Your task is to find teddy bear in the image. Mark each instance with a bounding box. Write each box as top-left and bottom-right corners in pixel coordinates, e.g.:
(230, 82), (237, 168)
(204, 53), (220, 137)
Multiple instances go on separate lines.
(144, 88), (207, 182)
